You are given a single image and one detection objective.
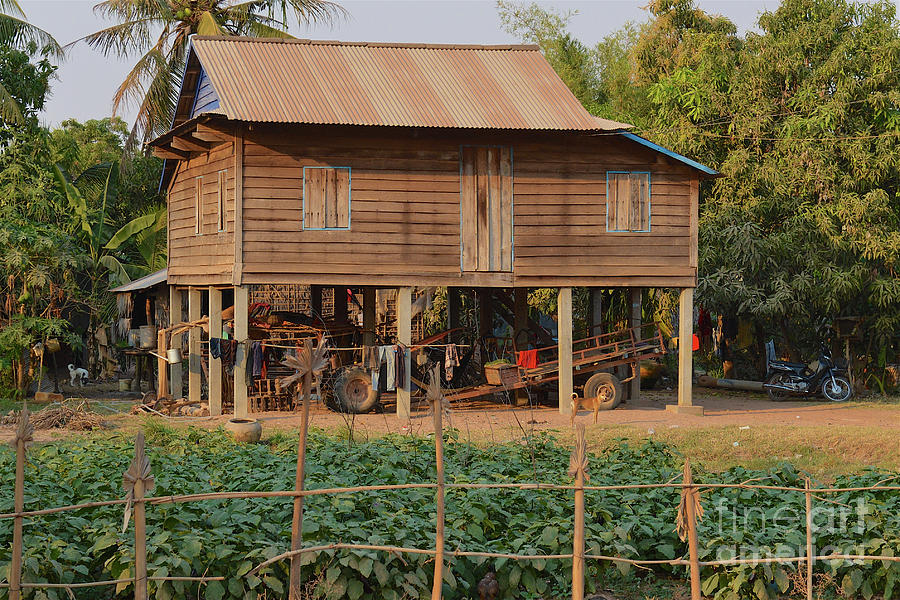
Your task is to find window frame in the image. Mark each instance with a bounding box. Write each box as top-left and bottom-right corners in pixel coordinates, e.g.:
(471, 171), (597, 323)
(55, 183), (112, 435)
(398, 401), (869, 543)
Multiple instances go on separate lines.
(301, 166), (352, 231)
(216, 169), (227, 233)
(605, 171), (651, 233)
(194, 176), (203, 235)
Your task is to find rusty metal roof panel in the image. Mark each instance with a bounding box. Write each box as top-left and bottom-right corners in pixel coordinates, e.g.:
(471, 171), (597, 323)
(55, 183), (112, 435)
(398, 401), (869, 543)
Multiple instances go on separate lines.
(188, 37), (627, 130)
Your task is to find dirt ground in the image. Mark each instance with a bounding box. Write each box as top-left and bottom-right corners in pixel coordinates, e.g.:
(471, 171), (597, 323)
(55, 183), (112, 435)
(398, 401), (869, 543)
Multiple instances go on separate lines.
(3, 383), (897, 475)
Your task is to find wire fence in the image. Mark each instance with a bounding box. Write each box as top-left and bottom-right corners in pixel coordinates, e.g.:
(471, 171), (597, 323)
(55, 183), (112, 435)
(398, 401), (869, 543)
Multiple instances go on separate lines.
(2, 398), (899, 600)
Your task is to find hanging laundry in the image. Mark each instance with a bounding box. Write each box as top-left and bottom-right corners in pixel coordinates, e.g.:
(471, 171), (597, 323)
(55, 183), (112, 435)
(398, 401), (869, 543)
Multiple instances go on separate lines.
(261, 343), (268, 379)
(209, 338), (222, 360)
(394, 344), (406, 389)
(517, 348), (538, 369)
(445, 344), (460, 380)
(250, 341), (264, 379)
(379, 345), (395, 391)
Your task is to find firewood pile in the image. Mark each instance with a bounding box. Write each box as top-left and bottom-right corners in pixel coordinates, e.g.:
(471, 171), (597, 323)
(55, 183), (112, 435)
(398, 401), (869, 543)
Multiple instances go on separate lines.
(130, 393), (210, 417)
(1, 401), (106, 430)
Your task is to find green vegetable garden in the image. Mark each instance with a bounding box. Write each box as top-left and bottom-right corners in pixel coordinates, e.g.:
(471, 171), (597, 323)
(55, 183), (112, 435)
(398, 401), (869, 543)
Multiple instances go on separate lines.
(1, 428), (897, 600)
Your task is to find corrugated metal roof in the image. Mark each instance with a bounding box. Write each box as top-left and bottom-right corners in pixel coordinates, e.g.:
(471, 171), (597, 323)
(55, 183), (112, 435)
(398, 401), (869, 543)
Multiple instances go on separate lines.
(188, 37), (630, 131)
(110, 269), (168, 293)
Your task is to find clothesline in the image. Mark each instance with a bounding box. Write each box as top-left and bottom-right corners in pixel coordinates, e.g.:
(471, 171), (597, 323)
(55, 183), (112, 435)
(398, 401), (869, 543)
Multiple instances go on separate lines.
(199, 340), (471, 351)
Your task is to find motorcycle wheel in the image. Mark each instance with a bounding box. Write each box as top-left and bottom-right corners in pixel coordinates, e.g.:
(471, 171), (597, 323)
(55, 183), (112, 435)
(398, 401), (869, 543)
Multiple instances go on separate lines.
(822, 376), (852, 402)
(765, 373), (792, 402)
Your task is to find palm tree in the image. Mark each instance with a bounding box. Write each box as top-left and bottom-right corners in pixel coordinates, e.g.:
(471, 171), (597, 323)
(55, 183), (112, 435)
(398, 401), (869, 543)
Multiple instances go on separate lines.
(81, 0), (342, 148)
(0, 0), (62, 123)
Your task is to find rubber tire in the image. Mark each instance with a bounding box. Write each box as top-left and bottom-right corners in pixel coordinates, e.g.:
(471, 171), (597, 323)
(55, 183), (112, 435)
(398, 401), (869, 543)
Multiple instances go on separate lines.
(332, 366), (379, 414)
(582, 372), (622, 410)
(822, 376), (852, 402)
(765, 373), (792, 402)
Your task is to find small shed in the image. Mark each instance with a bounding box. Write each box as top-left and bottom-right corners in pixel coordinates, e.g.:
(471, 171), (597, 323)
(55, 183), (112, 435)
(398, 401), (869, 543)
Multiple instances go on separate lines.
(149, 37), (718, 417)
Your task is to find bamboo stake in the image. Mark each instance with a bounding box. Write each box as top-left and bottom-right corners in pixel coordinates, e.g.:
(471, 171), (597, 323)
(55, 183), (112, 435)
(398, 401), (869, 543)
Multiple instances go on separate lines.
(290, 339), (314, 600)
(429, 367), (446, 600)
(570, 424), (587, 600)
(683, 459), (702, 600)
(123, 432), (153, 600)
(805, 478), (813, 600)
(9, 405), (31, 600)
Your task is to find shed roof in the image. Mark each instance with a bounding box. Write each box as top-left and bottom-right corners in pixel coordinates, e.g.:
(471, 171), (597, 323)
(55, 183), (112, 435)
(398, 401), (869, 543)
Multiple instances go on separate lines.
(110, 269), (168, 293)
(183, 37), (632, 131)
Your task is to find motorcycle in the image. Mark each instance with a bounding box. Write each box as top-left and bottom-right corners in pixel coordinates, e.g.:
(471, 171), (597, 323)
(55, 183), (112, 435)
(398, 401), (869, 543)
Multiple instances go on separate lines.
(763, 346), (853, 402)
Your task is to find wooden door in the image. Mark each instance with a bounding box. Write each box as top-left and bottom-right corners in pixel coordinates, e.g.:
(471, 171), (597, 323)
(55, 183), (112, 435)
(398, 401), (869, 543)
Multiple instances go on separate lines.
(461, 146), (513, 272)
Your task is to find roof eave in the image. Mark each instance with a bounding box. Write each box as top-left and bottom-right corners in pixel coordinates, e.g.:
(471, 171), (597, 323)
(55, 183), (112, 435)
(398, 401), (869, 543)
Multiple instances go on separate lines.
(620, 132), (721, 178)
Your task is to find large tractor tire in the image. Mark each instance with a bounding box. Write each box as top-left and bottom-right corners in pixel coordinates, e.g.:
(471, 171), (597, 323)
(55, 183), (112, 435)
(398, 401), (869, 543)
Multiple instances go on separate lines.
(331, 366), (379, 414)
(582, 372), (623, 411)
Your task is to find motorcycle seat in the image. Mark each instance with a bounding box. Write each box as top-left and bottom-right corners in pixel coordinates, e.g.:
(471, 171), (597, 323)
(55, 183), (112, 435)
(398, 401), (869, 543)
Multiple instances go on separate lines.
(769, 360), (808, 370)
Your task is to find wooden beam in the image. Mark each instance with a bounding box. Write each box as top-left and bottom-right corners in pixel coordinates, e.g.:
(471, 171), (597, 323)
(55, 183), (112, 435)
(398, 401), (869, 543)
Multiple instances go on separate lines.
(397, 286), (412, 420)
(170, 135), (210, 153)
(152, 146), (189, 160)
(558, 287), (573, 415)
(188, 287), (202, 406)
(234, 286), (249, 417)
(363, 287), (376, 346)
(629, 288), (642, 402)
(209, 286), (223, 416)
(169, 287), (183, 399)
(196, 121), (235, 141)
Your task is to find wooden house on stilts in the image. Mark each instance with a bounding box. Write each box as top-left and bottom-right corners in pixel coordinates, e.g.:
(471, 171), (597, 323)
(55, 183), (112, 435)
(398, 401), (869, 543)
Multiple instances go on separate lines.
(150, 37), (718, 418)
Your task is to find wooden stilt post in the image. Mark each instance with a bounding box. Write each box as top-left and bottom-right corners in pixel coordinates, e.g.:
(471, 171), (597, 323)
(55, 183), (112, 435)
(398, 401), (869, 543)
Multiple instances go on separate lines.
(156, 328), (168, 401)
(430, 366), (446, 600)
(333, 286), (348, 323)
(234, 286), (249, 417)
(397, 287), (412, 419)
(363, 287), (376, 347)
(289, 340), (313, 600)
(188, 287), (202, 406)
(209, 286), (223, 416)
(123, 432), (153, 600)
(514, 287), (529, 406)
(9, 406), (31, 600)
(310, 285), (323, 318)
(590, 288), (603, 337)
(477, 288), (492, 339)
(570, 423), (587, 600)
(558, 287), (574, 414)
(805, 478), (814, 600)
(668, 288), (702, 415)
(447, 287), (461, 342)
(169, 287), (183, 399)
(629, 288), (642, 402)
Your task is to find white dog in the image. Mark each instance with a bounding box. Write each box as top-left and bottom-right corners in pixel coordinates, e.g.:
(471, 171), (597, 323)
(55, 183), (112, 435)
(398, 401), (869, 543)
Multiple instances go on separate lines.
(68, 364), (89, 387)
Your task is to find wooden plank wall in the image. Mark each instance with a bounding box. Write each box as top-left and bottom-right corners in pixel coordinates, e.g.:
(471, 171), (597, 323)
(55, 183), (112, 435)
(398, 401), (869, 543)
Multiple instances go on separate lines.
(169, 124), (697, 288)
(167, 141), (236, 284)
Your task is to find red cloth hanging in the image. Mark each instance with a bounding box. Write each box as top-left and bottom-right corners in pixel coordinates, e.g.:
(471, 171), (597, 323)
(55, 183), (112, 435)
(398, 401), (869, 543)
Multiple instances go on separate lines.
(517, 349), (538, 369)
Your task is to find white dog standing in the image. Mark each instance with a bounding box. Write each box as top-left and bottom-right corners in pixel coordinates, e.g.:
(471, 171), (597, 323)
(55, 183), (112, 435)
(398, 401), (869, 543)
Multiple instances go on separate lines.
(68, 364), (89, 387)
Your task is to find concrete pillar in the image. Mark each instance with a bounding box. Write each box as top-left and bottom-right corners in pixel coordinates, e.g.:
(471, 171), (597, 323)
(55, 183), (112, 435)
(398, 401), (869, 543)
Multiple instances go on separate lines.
(667, 287), (703, 415)
(558, 287), (574, 415)
(169, 287), (183, 399)
(208, 286), (223, 416)
(188, 287), (202, 406)
(363, 287), (376, 346)
(234, 286), (249, 417)
(629, 288), (642, 402)
(396, 287), (412, 419)
(590, 288), (603, 337)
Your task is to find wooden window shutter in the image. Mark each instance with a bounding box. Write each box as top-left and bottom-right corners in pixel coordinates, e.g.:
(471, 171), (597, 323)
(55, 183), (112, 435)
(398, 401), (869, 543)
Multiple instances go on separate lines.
(194, 176), (203, 235)
(304, 167), (350, 230)
(217, 170), (227, 232)
(461, 146), (512, 272)
(607, 172), (650, 232)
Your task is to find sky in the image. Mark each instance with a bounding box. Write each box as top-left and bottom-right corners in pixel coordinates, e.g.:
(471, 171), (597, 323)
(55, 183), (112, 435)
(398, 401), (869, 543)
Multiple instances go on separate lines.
(21, 0), (788, 128)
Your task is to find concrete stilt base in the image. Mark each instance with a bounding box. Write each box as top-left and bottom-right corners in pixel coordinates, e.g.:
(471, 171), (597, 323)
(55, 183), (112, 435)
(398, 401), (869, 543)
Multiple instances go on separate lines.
(665, 404), (705, 416)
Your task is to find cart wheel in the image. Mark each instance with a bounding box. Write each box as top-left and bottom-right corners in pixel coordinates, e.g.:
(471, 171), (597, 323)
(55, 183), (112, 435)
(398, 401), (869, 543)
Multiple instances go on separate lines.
(583, 373), (622, 410)
(332, 366), (379, 414)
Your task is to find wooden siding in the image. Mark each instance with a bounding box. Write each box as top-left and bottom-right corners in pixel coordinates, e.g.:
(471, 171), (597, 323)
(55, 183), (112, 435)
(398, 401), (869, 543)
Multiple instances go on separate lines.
(169, 124), (697, 288)
(167, 140), (235, 284)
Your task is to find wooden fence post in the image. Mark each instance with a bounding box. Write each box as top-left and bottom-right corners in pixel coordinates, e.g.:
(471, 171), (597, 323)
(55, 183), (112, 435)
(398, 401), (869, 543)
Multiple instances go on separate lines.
(569, 423), (587, 600)
(123, 432), (154, 600)
(805, 478), (813, 600)
(9, 406), (32, 600)
(429, 366), (446, 600)
(677, 459), (703, 600)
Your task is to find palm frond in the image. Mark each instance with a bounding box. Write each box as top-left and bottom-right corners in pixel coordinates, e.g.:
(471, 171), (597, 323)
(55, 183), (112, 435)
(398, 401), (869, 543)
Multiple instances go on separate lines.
(0, 0), (25, 19)
(0, 13), (63, 59)
(197, 11), (225, 36)
(0, 80), (23, 124)
(78, 17), (159, 57)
